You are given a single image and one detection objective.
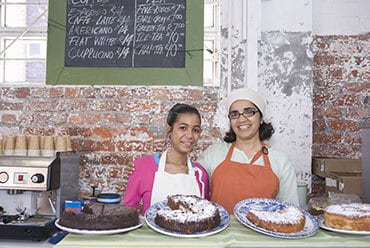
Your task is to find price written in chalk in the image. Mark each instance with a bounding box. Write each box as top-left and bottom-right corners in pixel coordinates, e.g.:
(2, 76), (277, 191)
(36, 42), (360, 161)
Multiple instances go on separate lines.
(65, 0), (186, 67)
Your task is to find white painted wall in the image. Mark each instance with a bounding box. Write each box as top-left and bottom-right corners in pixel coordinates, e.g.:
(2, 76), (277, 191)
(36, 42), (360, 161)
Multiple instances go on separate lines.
(261, 0), (312, 32)
(313, 0), (370, 35)
(260, 0), (370, 35)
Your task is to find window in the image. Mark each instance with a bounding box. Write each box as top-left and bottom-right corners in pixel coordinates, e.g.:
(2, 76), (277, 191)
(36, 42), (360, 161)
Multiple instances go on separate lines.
(0, 0), (219, 85)
(0, 0), (48, 84)
(203, 0), (219, 86)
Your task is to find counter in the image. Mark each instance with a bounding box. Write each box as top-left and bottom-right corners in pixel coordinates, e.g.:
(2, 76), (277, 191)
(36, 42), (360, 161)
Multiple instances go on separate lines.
(55, 216), (369, 248)
(0, 239), (53, 248)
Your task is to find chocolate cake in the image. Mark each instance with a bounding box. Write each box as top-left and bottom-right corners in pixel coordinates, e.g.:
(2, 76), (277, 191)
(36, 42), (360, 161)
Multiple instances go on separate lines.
(155, 194), (220, 234)
(59, 203), (139, 230)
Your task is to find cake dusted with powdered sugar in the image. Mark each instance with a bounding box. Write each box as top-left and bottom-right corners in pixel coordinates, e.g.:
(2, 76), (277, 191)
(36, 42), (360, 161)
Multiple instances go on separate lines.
(155, 194), (220, 234)
(246, 205), (306, 233)
(324, 203), (370, 231)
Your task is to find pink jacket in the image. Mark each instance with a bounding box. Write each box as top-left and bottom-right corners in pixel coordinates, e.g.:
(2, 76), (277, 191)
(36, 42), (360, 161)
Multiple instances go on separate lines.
(122, 153), (210, 215)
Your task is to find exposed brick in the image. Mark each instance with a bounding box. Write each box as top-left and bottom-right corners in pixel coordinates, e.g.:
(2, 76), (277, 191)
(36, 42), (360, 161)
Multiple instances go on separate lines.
(117, 140), (153, 152)
(0, 101), (23, 111)
(1, 114), (17, 124)
(85, 113), (103, 124)
(345, 82), (367, 92)
(82, 140), (115, 152)
(313, 133), (341, 143)
(92, 127), (119, 139)
(94, 100), (122, 111)
(30, 88), (49, 98)
(313, 107), (342, 119)
(328, 120), (359, 132)
(49, 87), (64, 98)
(80, 87), (97, 98)
(100, 88), (119, 98)
(27, 100), (60, 112)
(188, 89), (203, 100)
(67, 113), (84, 124)
(125, 100), (157, 112)
(0, 87), (14, 98)
(313, 54), (334, 66)
(101, 153), (134, 165)
(117, 88), (131, 98)
(312, 94), (327, 106)
(329, 94), (360, 106)
(15, 88), (31, 98)
(312, 119), (326, 132)
(67, 100), (89, 111)
(152, 89), (170, 100)
(65, 88), (79, 98)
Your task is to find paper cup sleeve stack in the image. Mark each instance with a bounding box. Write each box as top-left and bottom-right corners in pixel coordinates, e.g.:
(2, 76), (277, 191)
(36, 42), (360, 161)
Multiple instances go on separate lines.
(0, 135), (72, 156)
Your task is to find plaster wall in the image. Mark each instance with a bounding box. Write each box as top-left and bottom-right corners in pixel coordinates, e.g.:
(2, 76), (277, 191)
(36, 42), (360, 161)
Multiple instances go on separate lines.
(219, 0), (313, 184)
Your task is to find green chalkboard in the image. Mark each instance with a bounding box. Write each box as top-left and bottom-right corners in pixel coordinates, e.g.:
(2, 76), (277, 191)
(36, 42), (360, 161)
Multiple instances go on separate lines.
(46, 0), (204, 85)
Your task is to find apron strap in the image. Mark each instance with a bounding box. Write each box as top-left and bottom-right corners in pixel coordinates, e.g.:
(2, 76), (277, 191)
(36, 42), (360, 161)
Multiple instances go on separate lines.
(193, 167), (205, 198)
(227, 143), (269, 166)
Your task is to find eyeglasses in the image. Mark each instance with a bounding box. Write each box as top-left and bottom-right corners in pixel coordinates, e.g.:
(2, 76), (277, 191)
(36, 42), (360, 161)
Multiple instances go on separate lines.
(228, 108), (259, 119)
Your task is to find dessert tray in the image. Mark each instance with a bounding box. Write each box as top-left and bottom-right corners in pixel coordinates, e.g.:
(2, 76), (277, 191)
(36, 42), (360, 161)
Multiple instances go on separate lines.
(145, 200), (230, 238)
(234, 198), (319, 239)
(317, 215), (370, 235)
(55, 217), (144, 235)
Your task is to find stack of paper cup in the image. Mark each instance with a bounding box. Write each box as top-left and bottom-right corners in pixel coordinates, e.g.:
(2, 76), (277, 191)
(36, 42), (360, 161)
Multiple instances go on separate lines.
(55, 136), (67, 152)
(65, 135), (72, 151)
(27, 136), (41, 156)
(0, 137), (3, 154)
(41, 135), (55, 157)
(3, 135), (15, 155)
(14, 135), (27, 156)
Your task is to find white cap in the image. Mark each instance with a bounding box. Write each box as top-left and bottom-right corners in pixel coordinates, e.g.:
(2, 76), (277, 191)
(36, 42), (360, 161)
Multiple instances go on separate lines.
(225, 88), (266, 116)
(214, 88), (266, 132)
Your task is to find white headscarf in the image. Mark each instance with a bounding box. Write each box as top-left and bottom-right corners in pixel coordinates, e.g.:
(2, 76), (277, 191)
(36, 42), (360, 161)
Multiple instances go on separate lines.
(214, 88), (266, 133)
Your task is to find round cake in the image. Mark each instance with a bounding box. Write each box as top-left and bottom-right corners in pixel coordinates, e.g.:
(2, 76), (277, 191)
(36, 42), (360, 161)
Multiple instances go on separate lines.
(59, 203), (139, 230)
(246, 205), (306, 233)
(324, 203), (370, 231)
(155, 194), (221, 234)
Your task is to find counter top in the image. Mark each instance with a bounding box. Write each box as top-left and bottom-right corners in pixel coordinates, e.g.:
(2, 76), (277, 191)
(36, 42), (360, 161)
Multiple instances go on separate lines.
(55, 216), (370, 248)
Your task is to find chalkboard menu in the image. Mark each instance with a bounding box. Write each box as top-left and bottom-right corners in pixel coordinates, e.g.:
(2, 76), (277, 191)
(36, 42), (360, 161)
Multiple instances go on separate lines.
(65, 0), (186, 67)
(47, 0), (203, 85)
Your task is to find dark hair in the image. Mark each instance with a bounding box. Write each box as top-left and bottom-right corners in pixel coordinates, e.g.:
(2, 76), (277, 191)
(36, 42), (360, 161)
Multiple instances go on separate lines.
(167, 103), (201, 128)
(223, 111), (275, 143)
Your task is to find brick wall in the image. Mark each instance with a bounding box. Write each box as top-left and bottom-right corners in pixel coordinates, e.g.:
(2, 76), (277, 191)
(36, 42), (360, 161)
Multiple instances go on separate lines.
(0, 86), (222, 196)
(312, 33), (370, 159)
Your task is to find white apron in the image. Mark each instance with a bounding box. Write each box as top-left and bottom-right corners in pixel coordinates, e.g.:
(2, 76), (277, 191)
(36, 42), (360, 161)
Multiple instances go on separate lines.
(150, 151), (203, 205)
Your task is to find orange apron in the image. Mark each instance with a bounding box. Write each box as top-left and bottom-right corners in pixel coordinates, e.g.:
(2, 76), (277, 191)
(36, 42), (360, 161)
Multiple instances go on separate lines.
(211, 143), (279, 214)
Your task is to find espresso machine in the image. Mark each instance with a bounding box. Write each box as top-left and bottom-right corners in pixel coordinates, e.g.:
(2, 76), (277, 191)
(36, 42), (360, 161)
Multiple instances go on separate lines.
(0, 152), (79, 241)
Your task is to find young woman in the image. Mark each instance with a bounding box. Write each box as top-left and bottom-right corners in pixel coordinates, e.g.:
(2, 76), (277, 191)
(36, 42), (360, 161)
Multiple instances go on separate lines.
(197, 88), (299, 213)
(122, 103), (209, 215)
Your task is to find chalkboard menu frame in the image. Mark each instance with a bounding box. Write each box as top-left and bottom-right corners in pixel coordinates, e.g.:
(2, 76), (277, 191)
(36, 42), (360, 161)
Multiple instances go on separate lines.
(46, 0), (204, 85)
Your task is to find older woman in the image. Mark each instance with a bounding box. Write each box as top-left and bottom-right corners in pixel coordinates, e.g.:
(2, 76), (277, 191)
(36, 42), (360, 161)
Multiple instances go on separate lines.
(197, 88), (299, 213)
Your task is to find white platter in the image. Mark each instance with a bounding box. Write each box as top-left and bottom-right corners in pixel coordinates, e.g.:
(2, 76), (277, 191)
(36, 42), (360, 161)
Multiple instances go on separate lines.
(234, 198), (319, 239)
(55, 217), (144, 235)
(145, 200), (230, 238)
